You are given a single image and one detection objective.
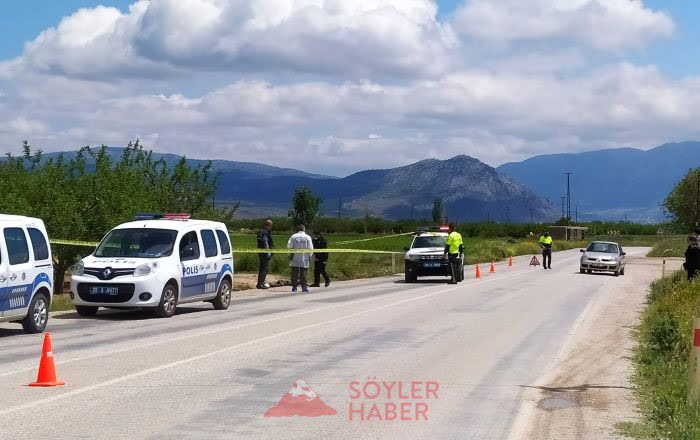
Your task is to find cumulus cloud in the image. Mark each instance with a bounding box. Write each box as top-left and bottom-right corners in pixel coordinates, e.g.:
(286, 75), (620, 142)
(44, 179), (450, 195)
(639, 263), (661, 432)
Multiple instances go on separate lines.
(0, 0), (696, 176)
(454, 0), (674, 50)
(14, 0), (456, 79)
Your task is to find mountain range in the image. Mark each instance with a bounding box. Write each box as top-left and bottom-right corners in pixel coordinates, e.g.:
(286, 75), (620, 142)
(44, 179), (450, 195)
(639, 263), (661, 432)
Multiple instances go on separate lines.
(497, 141), (700, 222)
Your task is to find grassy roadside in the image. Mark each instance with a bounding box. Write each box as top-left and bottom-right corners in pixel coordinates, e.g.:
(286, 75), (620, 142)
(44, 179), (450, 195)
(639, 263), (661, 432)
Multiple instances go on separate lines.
(648, 236), (687, 258)
(620, 272), (700, 439)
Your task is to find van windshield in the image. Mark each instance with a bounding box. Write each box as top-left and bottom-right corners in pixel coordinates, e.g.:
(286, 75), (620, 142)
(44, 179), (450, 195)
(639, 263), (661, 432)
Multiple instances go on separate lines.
(95, 228), (178, 258)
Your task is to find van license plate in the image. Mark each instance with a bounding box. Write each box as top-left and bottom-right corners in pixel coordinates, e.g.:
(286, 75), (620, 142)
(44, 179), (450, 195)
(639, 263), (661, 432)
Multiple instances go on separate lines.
(90, 286), (119, 295)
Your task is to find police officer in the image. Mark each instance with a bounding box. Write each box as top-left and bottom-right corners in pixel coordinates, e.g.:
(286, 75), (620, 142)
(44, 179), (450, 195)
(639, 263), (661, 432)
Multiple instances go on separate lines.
(310, 230), (331, 287)
(539, 231), (553, 269)
(256, 219), (274, 289)
(444, 224), (464, 284)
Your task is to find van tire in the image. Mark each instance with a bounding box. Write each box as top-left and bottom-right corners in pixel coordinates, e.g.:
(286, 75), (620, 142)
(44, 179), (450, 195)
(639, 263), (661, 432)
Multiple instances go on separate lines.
(155, 283), (178, 318)
(212, 279), (232, 310)
(22, 293), (49, 334)
(75, 305), (99, 317)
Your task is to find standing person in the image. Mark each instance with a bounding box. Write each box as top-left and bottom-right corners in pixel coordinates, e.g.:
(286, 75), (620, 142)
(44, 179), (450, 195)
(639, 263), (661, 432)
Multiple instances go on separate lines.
(310, 230), (331, 287)
(288, 224), (314, 293)
(539, 231), (553, 269)
(444, 224), (464, 284)
(256, 219), (274, 289)
(685, 235), (700, 281)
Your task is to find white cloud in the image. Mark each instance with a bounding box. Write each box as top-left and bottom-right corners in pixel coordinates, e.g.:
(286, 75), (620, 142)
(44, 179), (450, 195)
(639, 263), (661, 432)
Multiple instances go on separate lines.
(0, 0), (697, 177)
(454, 0), (674, 50)
(13, 0), (456, 79)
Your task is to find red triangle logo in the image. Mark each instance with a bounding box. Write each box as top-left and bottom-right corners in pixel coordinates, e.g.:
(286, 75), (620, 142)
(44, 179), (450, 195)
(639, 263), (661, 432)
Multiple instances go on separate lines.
(264, 379), (337, 418)
(529, 256), (540, 266)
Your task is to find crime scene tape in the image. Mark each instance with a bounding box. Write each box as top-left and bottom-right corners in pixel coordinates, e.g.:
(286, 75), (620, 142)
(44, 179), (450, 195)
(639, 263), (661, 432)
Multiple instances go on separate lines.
(331, 232), (414, 246)
(50, 239), (404, 254)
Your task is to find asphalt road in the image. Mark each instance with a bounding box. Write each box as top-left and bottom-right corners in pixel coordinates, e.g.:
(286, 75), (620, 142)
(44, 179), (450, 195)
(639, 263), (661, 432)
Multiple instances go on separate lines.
(0, 249), (650, 439)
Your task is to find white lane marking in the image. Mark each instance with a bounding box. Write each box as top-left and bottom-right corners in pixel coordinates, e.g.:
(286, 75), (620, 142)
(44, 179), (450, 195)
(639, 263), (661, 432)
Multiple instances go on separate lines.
(0, 283), (468, 417)
(0, 254), (581, 379)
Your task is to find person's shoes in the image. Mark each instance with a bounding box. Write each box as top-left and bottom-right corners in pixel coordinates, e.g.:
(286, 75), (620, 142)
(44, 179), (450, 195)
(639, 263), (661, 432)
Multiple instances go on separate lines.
(291, 287), (297, 293)
(543, 267), (547, 270)
(325, 279), (331, 287)
(548, 266), (552, 269)
(256, 284), (268, 289)
(309, 284), (321, 287)
(302, 288), (310, 293)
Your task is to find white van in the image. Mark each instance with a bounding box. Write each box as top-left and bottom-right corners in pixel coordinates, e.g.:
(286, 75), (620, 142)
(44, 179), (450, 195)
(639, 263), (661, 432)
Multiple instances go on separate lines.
(70, 214), (233, 318)
(0, 215), (54, 333)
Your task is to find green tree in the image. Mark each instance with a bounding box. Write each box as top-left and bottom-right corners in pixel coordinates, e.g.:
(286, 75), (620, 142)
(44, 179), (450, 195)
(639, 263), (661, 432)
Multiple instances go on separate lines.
(432, 197), (443, 223)
(288, 186), (322, 227)
(664, 168), (700, 230)
(0, 140), (237, 292)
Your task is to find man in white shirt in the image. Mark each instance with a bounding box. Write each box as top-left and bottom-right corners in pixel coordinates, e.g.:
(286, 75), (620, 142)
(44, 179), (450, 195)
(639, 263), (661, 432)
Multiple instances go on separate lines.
(287, 224), (314, 293)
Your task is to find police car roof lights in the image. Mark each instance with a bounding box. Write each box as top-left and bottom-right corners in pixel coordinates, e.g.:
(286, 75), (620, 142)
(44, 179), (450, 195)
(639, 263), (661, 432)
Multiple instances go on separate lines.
(415, 225), (450, 234)
(134, 212), (192, 221)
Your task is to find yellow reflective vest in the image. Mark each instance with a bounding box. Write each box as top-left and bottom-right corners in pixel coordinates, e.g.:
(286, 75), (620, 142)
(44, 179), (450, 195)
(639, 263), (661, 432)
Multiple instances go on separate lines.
(446, 231), (463, 254)
(539, 235), (553, 248)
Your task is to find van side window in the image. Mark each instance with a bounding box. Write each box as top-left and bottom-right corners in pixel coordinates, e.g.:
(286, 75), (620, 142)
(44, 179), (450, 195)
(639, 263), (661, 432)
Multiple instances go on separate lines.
(201, 229), (218, 258)
(28, 228), (49, 261)
(4, 228), (30, 265)
(216, 230), (231, 254)
(179, 231), (200, 261)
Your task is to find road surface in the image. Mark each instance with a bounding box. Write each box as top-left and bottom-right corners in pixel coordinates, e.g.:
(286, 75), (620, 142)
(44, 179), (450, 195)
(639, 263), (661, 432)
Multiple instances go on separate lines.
(0, 249), (658, 439)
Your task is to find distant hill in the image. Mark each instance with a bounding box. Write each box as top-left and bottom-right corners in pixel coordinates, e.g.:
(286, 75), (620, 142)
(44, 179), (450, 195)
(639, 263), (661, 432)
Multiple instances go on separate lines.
(217, 155), (556, 222)
(496, 141), (700, 222)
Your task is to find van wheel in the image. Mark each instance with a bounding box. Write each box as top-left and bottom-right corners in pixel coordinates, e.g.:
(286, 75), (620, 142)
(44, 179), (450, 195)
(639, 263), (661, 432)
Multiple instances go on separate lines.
(75, 305), (99, 317)
(620, 267), (626, 276)
(212, 279), (232, 310)
(614, 270), (620, 277)
(22, 293), (49, 334)
(156, 283), (177, 318)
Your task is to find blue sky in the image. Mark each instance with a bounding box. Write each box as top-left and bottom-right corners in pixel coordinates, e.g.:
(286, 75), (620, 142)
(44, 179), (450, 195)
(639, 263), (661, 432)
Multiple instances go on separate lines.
(0, 1), (698, 175)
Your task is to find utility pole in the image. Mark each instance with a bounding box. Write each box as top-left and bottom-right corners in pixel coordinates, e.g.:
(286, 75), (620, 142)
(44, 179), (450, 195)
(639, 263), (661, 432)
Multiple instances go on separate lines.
(575, 206), (578, 224)
(696, 171), (700, 227)
(565, 172), (572, 224)
(506, 206), (510, 224)
(530, 208), (533, 225)
(337, 196), (341, 221)
(411, 202), (414, 220)
(561, 196), (566, 221)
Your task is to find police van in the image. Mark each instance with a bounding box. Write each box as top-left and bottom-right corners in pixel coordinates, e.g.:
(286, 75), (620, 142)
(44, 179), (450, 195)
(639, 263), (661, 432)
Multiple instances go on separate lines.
(70, 213), (233, 318)
(0, 215), (54, 333)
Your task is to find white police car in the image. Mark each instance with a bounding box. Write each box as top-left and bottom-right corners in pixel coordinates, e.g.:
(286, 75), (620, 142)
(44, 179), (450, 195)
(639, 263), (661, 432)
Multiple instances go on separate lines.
(404, 227), (452, 283)
(70, 213), (233, 318)
(0, 214), (54, 333)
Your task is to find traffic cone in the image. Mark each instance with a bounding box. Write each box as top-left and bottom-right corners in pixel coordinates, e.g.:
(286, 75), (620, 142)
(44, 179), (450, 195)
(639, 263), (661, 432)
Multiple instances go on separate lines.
(490, 261), (496, 273)
(508, 256), (513, 267)
(475, 264), (481, 279)
(28, 333), (65, 387)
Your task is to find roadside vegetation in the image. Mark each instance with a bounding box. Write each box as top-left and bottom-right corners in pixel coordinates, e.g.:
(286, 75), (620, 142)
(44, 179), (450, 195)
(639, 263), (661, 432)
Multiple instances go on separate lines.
(648, 236), (688, 258)
(621, 273), (700, 439)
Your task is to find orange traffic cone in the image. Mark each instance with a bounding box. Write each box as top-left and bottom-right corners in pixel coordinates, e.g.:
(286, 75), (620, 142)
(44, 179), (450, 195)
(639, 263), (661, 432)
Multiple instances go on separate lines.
(490, 261), (496, 273)
(29, 333), (65, 387)
(508, 256), (513, 267)
(475, 264), (481, 279)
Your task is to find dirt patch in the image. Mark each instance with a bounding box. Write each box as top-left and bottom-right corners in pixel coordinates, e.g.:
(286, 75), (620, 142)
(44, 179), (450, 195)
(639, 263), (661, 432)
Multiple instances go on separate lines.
(232, 273), (290, 294)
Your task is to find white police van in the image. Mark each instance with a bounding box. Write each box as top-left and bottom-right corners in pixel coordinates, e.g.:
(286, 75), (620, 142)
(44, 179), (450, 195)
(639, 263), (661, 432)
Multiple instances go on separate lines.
(70, 213), (233, 318)
(0, 215), (54, 333)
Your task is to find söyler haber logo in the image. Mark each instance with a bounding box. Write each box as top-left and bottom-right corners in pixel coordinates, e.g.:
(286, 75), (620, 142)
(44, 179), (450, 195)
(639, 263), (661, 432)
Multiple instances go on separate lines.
(264, 379), (337, 418)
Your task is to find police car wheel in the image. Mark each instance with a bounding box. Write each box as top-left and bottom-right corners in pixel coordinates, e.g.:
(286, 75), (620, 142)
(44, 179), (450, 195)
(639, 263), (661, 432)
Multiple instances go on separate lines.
(212, 279), (232, 310)
(21, 293), (49, 334)
(156, 283), (178, 318)
(75, 305), (99, 317)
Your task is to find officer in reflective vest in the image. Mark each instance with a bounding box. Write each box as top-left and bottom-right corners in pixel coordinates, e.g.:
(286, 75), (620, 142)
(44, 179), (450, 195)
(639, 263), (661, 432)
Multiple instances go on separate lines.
(539, 231), (553, 269)
(444, 224), (464, 284)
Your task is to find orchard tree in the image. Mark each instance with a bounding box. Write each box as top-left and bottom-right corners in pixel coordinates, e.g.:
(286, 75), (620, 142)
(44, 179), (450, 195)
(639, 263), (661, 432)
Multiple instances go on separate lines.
(288, 186), (322, 227)
(664, 168), (700, 230)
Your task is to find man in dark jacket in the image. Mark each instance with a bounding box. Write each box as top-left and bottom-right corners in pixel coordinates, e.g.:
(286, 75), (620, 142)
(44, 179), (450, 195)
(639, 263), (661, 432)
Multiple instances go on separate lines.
(685, 235), (700, 281)
(310, 230), (331, 287)
(256, 219), (274, 289)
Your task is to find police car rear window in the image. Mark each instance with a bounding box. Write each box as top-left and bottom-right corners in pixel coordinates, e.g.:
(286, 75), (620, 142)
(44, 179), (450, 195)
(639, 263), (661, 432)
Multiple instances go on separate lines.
(216, 230), (231, 254)
(28, 228), (49, 261)
(201, 229), (218, 258)
(4, 227), (30, 265)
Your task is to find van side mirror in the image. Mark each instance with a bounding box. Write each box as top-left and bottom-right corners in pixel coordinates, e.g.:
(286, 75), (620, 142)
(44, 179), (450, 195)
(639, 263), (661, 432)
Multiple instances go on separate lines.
(580, 249), (585, 252)
(621, 252), (626, 256)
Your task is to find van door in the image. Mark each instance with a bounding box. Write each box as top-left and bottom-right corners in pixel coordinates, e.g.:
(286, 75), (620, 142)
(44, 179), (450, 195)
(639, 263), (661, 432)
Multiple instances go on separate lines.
(199, 229), (220, 297)
(0, 233), (8, 318)
(179, 230), (205, 299)
(2, 227), (33, 318)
